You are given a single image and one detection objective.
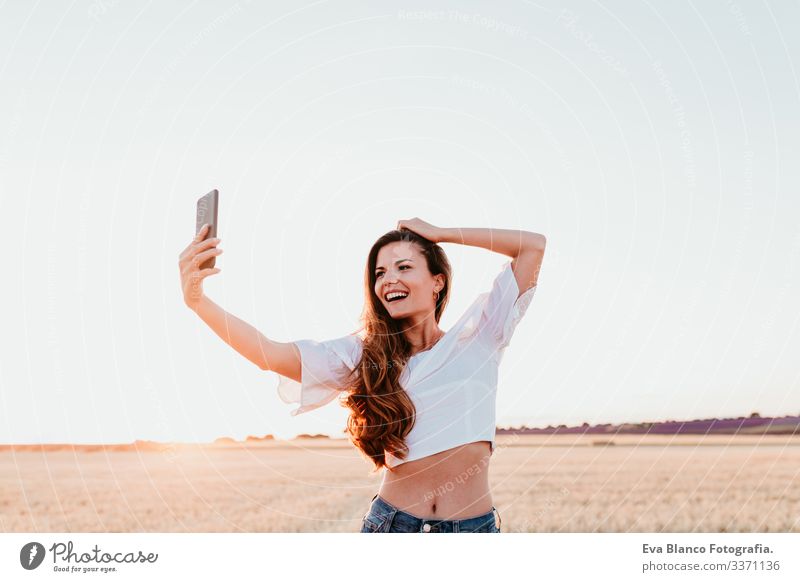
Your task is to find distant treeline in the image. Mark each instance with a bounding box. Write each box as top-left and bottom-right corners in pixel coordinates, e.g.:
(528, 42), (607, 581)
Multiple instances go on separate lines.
(4, 413), (799, 453)
(496, 413), (800, 436)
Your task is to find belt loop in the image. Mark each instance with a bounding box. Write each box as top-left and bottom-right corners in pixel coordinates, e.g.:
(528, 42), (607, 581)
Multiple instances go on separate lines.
(362, 493), (379, 522)
(385, 509), (397, 532)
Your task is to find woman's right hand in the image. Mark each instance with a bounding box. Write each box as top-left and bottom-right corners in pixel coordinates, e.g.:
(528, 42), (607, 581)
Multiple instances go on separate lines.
(179, 223), (223, 310)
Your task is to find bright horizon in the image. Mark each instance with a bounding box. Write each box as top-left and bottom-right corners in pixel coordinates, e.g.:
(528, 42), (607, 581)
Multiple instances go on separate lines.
(3, 411), (796, 446)
(1, 2), (798, 445)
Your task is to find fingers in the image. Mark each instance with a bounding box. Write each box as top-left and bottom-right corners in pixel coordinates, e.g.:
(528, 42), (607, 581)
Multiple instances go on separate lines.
(196, 236), (221, 252)
(195, 223), (210, 242)
(179, 243), (222, 275)
(180, 226), (221, 304)
(197, 267), (221, 278)
(193, 246), (222, 266)
(181, 234), (220, 260)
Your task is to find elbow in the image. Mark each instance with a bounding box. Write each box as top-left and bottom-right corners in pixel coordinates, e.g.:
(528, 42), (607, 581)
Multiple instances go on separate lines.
(524, 232), (546, 252)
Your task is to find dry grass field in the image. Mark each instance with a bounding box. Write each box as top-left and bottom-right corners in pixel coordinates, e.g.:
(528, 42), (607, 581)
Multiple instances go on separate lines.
(1, 434), (798, 532)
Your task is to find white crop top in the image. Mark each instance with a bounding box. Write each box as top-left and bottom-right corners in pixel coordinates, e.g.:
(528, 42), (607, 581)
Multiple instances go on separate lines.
(273, 260), (537, 468)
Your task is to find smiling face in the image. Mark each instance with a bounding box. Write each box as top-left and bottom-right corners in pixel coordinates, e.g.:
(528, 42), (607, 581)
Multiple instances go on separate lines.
(374, 241), (444, 318)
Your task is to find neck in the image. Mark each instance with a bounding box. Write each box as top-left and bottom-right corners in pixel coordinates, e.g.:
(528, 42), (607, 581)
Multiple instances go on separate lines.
(402, 315), (443, 353)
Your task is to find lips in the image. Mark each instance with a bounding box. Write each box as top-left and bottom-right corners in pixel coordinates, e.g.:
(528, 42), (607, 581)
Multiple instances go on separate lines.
(385, 291), (409, 303)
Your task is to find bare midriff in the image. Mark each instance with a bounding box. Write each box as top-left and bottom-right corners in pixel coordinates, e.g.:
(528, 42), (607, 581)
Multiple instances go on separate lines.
(377, 440), (493, 520)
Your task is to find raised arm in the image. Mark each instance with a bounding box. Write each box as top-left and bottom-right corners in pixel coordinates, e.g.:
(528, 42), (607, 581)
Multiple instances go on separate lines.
(441, 227), (545, 297)
(178, 224), (301, 380)
(397, 218), (546, 296)
(189, 296), (301, 380)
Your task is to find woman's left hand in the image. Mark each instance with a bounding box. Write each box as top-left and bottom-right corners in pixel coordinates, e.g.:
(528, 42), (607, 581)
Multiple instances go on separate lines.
(396, 218), (446, 243)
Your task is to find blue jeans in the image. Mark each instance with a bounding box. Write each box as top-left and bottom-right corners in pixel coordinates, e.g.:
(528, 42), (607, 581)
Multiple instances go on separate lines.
(360, 493), (501, 533)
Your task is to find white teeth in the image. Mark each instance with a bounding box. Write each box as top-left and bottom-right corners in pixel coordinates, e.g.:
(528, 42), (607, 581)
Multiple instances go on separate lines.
(386, 292), (408, 301)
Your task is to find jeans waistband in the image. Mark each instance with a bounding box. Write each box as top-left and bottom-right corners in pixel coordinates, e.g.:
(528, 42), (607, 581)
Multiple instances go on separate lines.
(368, 493), (501, 530)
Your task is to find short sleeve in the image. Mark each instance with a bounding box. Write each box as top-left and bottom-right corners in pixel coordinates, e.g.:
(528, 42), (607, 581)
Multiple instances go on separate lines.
(274, 333), (363, 416)
(477, 260), (537, 351)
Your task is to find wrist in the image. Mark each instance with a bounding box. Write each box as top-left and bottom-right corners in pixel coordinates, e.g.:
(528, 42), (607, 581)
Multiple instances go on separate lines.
(185, 293), (208, 312)
(436, 227), (460, 244)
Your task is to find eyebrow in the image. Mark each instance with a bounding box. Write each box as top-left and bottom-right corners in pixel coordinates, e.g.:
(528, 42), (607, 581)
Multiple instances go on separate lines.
(375, 259), (413, 271)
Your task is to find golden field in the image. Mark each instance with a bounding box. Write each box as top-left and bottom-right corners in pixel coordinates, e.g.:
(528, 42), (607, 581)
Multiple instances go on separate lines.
(1, 434), (798, 532)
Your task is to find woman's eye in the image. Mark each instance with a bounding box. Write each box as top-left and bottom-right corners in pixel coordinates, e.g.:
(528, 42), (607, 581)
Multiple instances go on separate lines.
(375, 265), (410, 278)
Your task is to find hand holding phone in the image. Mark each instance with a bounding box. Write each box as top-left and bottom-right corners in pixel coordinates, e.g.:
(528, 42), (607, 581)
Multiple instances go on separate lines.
(178, 189), (222, 310)
(195, 189), (219, 269)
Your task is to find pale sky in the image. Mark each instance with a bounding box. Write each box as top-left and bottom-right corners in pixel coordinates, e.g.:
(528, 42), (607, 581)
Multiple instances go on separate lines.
(1, 0), (798, 444)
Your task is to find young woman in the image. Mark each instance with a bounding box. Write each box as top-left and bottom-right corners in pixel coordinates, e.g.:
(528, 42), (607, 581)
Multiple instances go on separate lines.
(178, 218), (546, 533)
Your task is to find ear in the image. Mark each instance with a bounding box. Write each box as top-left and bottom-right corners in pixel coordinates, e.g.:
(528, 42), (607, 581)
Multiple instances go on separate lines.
(434, 273), (445, 293)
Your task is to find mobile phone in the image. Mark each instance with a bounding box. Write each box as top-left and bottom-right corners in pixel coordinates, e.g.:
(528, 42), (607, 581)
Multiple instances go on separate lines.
(195, 189), (219, 270)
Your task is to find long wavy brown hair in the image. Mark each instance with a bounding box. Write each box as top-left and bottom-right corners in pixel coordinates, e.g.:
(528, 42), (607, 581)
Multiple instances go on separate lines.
(339, 229), (452, 473)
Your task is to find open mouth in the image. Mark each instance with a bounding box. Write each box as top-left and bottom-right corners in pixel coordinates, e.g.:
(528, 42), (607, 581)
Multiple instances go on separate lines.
(385, 291), (409, 303)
